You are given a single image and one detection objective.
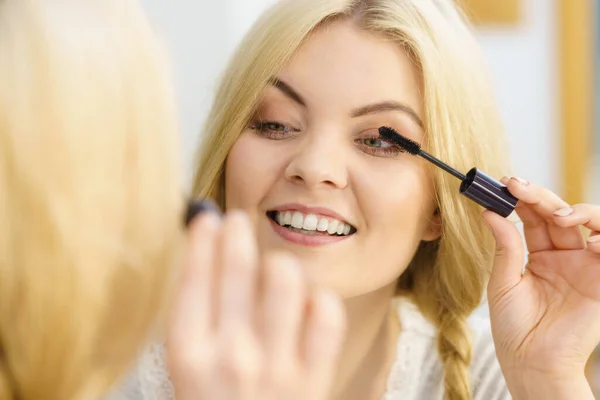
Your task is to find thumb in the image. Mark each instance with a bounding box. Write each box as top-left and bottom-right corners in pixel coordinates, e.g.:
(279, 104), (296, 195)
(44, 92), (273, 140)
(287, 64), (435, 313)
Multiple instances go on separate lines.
(483, 210), (525, 297)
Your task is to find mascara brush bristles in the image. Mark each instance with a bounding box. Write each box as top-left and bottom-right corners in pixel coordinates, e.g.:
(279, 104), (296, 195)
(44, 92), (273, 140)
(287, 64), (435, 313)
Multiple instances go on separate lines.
(379, 126), (421, 155)
(378, 126), (467, 181)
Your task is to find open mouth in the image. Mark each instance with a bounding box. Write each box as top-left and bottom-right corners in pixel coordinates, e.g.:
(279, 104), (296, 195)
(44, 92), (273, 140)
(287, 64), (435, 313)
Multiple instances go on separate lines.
(266, 210), (357, 237)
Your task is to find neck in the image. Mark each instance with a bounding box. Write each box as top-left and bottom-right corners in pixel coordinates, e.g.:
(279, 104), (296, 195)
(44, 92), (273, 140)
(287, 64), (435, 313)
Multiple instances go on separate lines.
(333, 283), (401, 400)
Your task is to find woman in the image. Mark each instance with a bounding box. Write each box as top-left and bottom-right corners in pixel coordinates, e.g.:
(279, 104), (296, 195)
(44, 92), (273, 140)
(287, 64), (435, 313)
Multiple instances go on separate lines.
(126, 0), (600, 399)
(0, 0), (185, 398)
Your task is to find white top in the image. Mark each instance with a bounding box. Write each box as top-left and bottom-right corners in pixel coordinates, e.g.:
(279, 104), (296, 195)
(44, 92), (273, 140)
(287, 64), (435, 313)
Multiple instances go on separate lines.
(105, 300), (511, 400)
(383, 300), (511, 399)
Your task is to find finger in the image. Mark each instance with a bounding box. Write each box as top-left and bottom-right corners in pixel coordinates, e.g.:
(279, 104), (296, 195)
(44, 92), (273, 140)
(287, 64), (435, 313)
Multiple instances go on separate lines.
(551, 203), (600, 253)
(504, 177), (584, 250)
(552, 203), (600, 231)
(587, 233), (600, 253)
(262, 252), (306, 369)
(483, 210), (525, 299)
(168, 211), (221, 400)
(500, 177), (553, 252)
(219, 210), (259, 331)
(514, 202), (553, 252)
(214, 329), (262, 400)
(302, 288), (346, 399)
(169, 211), (221, 346)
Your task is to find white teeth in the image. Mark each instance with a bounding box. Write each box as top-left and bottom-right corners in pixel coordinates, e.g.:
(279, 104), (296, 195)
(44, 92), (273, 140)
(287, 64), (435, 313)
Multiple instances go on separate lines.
(272, 210), (353, 236)
(316, 218), (328, 232)
(327, 220), (339, 235)
(291, 212), (304, 229)
(302, 214), (318, 230)
(343, 223), (351, 235)
(283, 211), (292, 225)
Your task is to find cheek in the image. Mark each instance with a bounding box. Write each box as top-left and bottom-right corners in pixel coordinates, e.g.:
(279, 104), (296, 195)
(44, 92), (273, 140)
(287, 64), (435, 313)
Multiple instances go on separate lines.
(331, 162), (436, 296)
(356, 161), (435, 242)
(224, 132), (282, 211)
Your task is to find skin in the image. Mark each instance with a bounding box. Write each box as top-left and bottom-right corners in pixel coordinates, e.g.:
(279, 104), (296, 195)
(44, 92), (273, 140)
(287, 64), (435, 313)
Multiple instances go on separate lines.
(167, 19), (600, 400)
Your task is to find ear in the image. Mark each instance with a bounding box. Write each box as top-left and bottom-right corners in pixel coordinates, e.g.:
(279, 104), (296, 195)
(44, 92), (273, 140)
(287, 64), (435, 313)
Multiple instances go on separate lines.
(421, 208), (442, 242)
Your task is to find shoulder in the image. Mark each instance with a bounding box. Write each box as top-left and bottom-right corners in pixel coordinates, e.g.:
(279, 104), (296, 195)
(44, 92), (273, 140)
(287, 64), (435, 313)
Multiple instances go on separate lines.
(383, 299), (511, 400)
(102, 342), (174, 400)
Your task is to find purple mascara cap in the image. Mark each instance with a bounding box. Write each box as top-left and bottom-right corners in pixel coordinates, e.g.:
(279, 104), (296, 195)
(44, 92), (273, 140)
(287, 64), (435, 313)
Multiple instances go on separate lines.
(459, 168), (518, 217)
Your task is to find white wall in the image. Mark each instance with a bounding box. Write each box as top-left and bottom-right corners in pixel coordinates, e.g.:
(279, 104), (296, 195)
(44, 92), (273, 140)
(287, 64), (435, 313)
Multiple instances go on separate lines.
(474, 0), (559, 193)
(140, 0), (278, 184)
(472, 0), (558, 317)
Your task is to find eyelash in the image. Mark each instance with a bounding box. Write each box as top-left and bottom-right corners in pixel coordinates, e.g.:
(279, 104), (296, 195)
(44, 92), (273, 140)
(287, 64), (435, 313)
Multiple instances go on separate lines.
(249, 120), (404, 157)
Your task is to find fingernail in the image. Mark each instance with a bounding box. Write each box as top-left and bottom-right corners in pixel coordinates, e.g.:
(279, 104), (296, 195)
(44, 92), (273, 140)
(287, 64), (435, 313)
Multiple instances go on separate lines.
(553, 207), (574, 217)
(510, 176), (529, 186)
(184, 198), (222, 227)
(587, 235), (600, 243)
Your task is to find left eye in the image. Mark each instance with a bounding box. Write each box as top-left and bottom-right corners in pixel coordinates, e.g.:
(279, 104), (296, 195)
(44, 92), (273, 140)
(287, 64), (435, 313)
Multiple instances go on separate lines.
(249, 120), (300, 140)
(360, 137), (393, 148)
(355, 133), (403, 157)
(260, 122), (290, 132)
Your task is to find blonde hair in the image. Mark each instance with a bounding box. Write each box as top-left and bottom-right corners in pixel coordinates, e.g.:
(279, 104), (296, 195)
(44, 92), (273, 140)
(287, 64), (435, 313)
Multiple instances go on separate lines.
(0, 1), (183, 399)
(192, 0), (508, 399)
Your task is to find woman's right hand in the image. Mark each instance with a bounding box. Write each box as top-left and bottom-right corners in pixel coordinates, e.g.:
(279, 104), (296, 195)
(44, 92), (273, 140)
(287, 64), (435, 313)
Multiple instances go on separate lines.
(167, 209), (347, 400)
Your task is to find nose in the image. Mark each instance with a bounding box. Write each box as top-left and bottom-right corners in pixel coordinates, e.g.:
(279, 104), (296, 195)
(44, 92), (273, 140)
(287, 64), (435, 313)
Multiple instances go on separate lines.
(284, 133), (348, 189)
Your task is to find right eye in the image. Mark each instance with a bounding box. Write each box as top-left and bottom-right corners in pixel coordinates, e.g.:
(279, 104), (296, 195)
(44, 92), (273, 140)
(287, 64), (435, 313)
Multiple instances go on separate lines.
(249, 121), (299, 140)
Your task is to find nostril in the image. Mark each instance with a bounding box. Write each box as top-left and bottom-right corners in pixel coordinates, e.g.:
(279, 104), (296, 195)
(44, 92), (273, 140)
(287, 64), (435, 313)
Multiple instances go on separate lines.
(290, 175), (304, 183)
(285, 160), (347, 189)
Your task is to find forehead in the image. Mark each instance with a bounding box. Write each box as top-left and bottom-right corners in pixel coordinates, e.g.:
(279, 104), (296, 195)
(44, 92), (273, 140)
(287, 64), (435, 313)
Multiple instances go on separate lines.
(276, 19), (423, 117)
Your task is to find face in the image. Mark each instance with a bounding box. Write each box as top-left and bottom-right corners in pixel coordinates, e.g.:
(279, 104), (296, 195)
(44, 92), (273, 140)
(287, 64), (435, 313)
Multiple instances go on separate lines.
(225, 20), (441, 298)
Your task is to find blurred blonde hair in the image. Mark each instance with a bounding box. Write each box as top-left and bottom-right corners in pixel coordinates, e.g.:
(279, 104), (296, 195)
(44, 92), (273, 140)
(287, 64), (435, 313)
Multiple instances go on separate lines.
(0, 1), (183, 399)
(192, 1), (508, 399)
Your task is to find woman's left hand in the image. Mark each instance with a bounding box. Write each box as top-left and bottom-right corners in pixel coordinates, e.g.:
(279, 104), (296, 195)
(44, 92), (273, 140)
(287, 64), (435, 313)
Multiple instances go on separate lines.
(484, 177), (600, 398)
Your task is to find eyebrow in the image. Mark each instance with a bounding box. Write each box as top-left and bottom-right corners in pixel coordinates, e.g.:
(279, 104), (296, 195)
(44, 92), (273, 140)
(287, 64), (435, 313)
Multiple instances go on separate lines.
(270, 78), (306, 107)
(269, 77), (423, 128)
(350, 101), (423, 127)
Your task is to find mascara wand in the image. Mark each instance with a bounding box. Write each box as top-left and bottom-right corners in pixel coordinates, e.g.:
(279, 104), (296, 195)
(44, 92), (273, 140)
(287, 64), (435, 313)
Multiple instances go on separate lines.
(379, 126), (518, 218)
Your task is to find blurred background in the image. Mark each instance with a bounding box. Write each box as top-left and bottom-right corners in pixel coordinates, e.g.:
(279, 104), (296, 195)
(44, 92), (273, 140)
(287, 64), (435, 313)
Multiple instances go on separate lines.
(140, 0), (599, 394)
